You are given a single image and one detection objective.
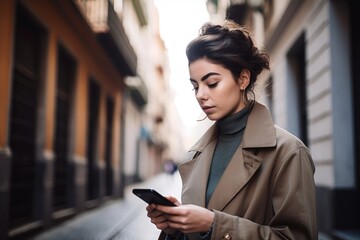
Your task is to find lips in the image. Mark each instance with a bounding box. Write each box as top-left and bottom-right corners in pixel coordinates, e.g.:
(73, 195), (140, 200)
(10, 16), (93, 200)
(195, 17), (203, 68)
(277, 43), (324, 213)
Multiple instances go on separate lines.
(202, 106), (215, 114)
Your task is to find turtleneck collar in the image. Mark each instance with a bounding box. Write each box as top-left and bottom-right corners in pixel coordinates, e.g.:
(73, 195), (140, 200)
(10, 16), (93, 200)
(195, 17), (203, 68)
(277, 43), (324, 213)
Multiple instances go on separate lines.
(217, 106), (252, 135)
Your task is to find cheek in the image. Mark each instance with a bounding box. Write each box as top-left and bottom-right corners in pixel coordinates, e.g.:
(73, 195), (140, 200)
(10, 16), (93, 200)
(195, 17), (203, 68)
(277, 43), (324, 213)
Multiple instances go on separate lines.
(217, 83), (241, 100)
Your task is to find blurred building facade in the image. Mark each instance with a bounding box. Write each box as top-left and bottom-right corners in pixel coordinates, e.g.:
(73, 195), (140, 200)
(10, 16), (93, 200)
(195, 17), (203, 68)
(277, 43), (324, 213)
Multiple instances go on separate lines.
(116, 0), (185, 185)
(0, 0), (183, 239)
(207, 0), (359, 238)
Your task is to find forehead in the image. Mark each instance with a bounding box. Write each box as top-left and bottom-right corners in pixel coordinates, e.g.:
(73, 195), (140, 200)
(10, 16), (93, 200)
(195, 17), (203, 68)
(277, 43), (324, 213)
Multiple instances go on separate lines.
(189, 59), (228, 78)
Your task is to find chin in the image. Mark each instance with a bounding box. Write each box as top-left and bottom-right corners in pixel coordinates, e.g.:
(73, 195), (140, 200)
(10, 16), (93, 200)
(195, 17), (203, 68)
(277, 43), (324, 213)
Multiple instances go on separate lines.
(207, 114), (221, 121)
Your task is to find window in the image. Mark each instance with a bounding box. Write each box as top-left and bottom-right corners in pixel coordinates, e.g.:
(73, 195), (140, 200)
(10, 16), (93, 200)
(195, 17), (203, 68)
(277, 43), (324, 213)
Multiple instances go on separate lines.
(9, 3), (47, 228)
(53, 45), (76, 211)
(86, 79), (100, 201)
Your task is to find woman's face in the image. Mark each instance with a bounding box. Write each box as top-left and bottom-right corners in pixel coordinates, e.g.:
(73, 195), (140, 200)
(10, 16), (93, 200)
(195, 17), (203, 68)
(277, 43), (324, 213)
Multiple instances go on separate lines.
(189, 58), (247, 121)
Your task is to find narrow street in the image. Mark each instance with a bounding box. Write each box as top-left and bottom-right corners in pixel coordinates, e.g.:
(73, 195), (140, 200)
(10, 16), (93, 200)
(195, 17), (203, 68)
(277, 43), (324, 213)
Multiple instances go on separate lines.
(33, 172), (182, 240)
(26, 170), (350, 240)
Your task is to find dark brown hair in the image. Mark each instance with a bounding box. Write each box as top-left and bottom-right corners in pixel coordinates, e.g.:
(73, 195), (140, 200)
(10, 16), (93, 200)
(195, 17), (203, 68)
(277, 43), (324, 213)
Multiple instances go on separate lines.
(186, 20), (270, 100)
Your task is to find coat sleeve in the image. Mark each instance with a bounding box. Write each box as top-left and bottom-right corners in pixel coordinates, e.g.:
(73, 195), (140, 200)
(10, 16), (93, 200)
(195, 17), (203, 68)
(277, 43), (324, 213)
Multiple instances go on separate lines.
(210, 147), (318, 240)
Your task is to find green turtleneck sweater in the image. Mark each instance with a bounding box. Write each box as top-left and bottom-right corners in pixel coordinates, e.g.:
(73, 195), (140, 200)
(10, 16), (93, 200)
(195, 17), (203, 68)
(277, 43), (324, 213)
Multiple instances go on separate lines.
(205, 107), (251, 207)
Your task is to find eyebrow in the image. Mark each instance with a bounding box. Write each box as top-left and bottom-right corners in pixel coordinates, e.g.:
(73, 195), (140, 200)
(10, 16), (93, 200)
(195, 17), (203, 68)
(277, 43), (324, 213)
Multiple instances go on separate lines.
(190, 72), (220, 82)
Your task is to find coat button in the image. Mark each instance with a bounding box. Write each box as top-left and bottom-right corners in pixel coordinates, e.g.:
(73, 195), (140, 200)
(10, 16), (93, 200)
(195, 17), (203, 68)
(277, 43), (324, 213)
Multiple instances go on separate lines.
(222, 233), (231, 239)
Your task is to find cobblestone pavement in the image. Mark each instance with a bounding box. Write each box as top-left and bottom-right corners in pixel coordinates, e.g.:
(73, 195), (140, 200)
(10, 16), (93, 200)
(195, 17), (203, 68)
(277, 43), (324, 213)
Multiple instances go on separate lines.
(33, 172), (182, 240)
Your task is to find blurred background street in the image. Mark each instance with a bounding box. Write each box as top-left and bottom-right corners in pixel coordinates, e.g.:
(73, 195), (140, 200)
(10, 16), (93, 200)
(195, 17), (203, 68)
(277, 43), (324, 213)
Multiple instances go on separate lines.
(33, 172), (181, 240)
(0, 0), (360, 239)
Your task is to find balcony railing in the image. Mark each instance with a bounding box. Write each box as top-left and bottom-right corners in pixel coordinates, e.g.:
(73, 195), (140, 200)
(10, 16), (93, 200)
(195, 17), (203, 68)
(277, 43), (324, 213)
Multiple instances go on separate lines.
(75, 0), (137, 76)
(125, 76), (148, 108)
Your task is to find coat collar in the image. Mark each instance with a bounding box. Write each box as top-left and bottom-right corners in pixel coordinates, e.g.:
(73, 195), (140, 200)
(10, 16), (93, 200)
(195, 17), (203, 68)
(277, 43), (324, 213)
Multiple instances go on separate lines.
(189, 101), (276, 152)
(180, 101), (276, 210)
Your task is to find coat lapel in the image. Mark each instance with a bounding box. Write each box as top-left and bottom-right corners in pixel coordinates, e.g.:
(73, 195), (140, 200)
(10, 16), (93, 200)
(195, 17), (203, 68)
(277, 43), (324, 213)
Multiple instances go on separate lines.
(206, 103), (275, 210)
(207, 145), (262, 211)
(179, 139), (217, 208)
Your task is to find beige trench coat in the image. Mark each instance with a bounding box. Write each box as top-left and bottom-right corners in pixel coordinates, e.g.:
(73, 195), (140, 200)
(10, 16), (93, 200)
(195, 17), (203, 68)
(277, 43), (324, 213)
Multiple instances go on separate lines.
(160, 102), (318, 240)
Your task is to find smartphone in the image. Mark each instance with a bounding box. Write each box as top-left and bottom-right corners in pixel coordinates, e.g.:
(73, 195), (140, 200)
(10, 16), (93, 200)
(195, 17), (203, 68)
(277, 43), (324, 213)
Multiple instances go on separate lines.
(132, 188), (176, 206)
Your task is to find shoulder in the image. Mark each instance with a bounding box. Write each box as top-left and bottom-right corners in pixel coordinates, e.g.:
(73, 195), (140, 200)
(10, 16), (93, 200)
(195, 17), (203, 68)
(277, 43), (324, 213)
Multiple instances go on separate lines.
(272, 125), (315, 172)
(274, 125), (308, 151)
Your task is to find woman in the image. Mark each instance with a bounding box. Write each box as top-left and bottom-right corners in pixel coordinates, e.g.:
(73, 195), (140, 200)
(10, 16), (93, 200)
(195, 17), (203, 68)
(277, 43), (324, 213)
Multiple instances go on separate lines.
(146, 20), (318, 240)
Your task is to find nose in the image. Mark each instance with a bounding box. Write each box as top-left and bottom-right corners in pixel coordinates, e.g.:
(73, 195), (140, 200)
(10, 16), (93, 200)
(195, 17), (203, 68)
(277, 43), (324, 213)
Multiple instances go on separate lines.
(196, 86), (209, 101)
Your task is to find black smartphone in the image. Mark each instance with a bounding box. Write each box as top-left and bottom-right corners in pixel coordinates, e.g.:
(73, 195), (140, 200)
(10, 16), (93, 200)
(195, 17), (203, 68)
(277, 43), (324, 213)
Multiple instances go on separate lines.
(132, 188), (176, 206)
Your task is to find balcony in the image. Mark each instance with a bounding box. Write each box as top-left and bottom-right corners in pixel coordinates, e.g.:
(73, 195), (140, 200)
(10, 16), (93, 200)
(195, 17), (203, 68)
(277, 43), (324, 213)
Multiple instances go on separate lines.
(75, 0), (137, 76)
(125, 76), (148, 108)
(131, 0), (148, 27)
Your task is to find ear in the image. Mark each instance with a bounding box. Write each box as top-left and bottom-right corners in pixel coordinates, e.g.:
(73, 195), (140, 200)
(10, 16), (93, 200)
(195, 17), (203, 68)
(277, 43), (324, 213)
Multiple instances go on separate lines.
(239, 69), (250, 90)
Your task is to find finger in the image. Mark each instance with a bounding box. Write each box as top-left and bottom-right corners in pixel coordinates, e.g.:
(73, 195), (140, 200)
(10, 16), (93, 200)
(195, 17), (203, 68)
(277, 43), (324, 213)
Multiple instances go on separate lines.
(147, 209), (165, 218)
(154, 221), (170, 231)
(165, 196), (181, 206)
(151, 214), (168, 224)
(146, 204), (157, 212)
(156, 205), (179, 214)
(168, 221), (192, 233)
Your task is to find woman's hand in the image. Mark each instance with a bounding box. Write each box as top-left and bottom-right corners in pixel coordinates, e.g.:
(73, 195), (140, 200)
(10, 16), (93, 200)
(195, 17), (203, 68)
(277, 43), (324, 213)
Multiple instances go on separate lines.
(155, 203), (214, 234)
(146, 196), (181, 235)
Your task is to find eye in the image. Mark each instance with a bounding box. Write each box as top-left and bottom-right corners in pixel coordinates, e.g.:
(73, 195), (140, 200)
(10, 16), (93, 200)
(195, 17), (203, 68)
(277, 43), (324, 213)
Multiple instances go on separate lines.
(208, 82), (218, 88)
(192, 85), (199, 92)
(190, 80), (198, 92)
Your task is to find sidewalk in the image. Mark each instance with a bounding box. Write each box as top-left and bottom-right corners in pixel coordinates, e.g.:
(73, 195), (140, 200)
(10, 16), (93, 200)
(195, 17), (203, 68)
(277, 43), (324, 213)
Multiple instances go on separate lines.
(33, 171), (335, 240)
(33, 171), (182, 240)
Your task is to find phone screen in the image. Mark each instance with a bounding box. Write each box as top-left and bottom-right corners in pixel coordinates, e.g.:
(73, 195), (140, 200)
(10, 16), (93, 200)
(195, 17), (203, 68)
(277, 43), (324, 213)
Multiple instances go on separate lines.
(132, 188), (176, 206)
